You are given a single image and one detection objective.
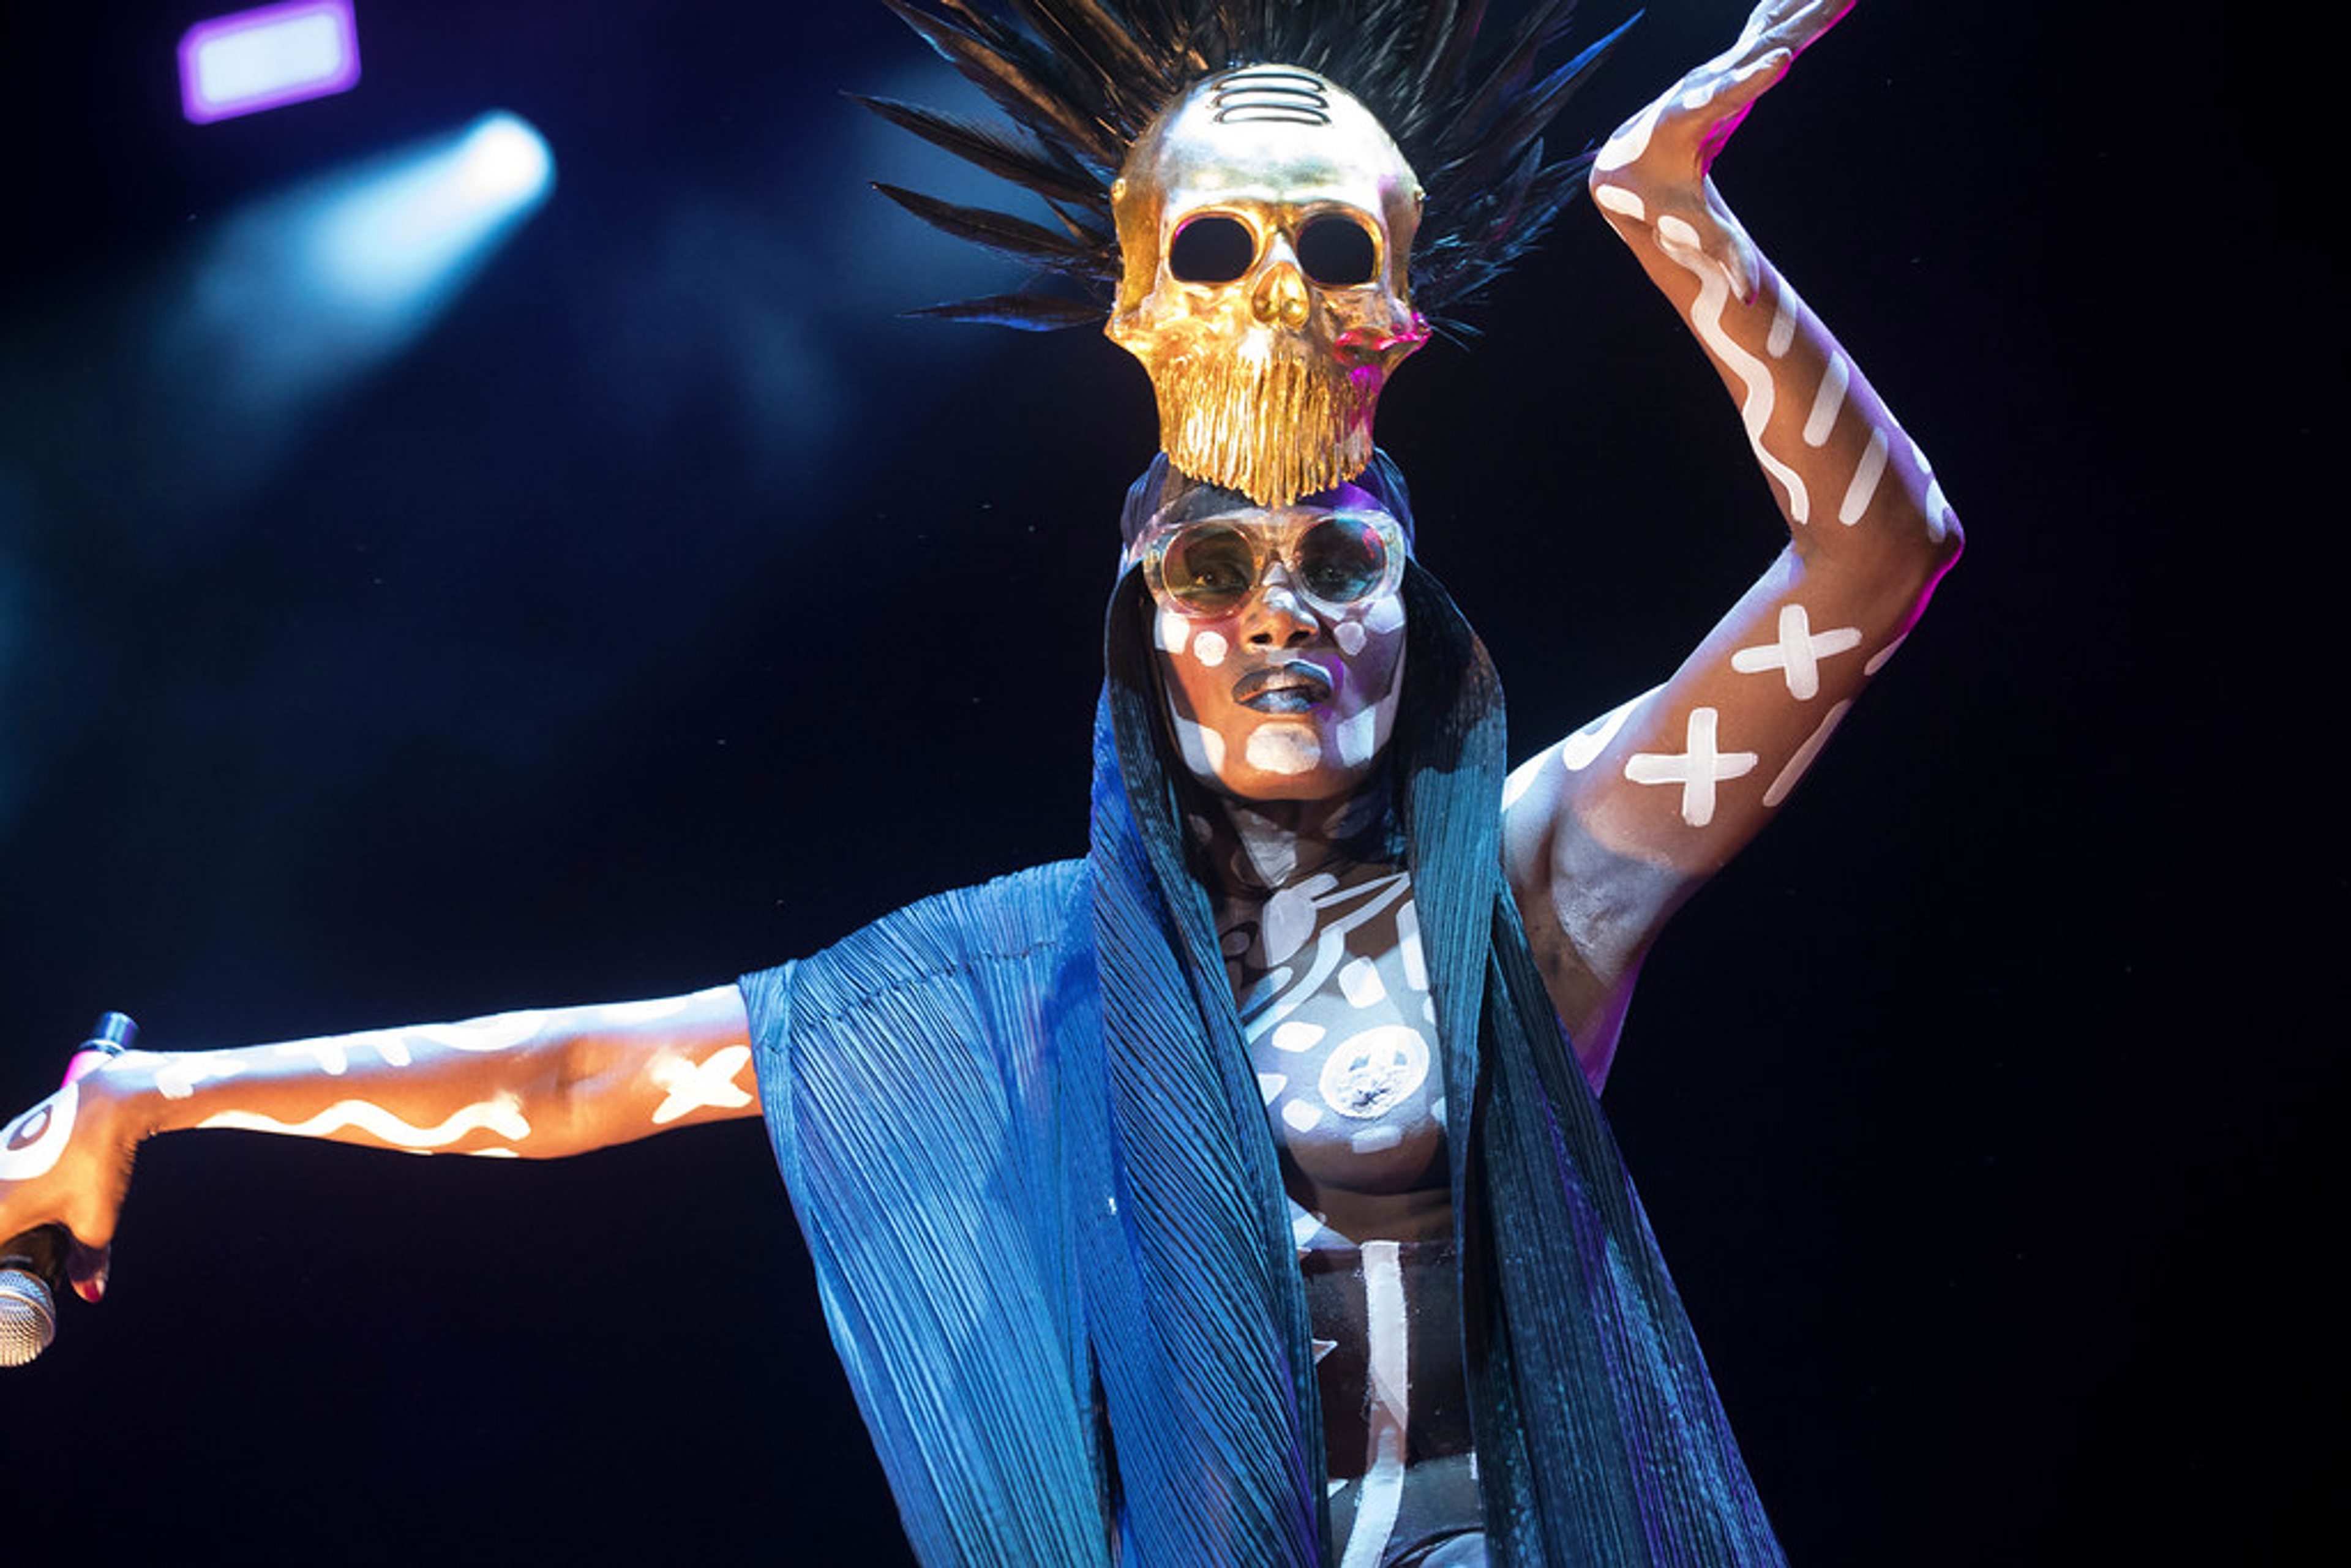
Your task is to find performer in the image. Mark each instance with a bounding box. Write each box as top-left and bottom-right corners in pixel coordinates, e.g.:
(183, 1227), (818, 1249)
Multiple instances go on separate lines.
(0, 2), (1957, 1562)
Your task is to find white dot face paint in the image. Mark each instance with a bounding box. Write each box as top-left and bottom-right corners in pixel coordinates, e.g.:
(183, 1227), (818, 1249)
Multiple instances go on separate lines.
(1172, 716), (1226, 778)
(0, 1084), (77, 1182)
(1156, 609), (1191, 656)
(1145, 492), (1409, 803)
(1245, 724), (1322, 775)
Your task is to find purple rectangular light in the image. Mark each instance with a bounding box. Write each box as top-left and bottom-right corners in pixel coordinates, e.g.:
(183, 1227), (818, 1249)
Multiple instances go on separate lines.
(179, 1), (361, 125)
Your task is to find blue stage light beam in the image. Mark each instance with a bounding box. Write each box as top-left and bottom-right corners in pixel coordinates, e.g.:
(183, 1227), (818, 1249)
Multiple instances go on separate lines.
(181, 111), (553, 411)
(39, 111), (561, 528)
(304, 112), (554, 320)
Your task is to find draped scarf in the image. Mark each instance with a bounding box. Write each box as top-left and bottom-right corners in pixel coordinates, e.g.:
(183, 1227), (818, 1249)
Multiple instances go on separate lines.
(1073, 560), (1785, 1565)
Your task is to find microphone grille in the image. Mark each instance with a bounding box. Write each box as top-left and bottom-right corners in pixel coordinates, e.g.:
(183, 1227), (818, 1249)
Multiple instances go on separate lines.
(0, 1269), (59, 1368)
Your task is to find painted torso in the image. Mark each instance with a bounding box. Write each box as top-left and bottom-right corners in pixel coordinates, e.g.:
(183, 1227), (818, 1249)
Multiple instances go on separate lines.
(1197, 798), (1480, 1564)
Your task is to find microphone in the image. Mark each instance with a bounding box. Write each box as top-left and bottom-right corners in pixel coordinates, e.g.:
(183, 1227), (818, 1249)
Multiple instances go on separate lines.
(0, 1225), (67, 1368)
(0, 1013), (137, 1369)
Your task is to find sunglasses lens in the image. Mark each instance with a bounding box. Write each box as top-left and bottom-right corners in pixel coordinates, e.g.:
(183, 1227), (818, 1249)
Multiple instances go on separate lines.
(1160, 523), (1257, 614)
(1295, 516), (1389, 602)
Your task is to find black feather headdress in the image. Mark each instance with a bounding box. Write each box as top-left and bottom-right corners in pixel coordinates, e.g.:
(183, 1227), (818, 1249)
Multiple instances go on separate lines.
(861, 0), (1637, 333)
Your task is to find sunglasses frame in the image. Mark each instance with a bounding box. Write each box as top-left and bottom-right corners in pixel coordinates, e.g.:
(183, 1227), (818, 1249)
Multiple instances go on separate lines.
(1130, 506), (1408, 620)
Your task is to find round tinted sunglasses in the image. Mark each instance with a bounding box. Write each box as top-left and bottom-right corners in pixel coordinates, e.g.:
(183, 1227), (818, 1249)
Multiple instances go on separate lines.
(1131, 508), (1406, 620)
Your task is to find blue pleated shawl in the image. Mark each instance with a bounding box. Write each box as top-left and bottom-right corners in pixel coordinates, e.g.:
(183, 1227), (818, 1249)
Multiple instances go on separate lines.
(739, 563), (1782, 1566)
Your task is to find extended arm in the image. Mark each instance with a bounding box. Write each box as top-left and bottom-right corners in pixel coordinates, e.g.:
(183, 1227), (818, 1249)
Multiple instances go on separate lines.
(1502, 0), (1962, 1086)
(0, 986), (755, 1302)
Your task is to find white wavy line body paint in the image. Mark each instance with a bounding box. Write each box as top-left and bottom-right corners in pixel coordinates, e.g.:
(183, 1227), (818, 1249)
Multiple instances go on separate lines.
(1623, 707), (1758, 827)
(1864, 632), (1910, 677)
(647, 1045), (754, 1125)
(156, 1056), (249, 1101)
(198, 1095), (532, 1149)
(1657, 231), (1809, 523)
(1338, 1239), (1411, 1568)
(1839, 427), (1890, 525)
(1804, 354), (1850, 446)
(1764, 699), (1854, 807)
(0, 1084), (77, 1181)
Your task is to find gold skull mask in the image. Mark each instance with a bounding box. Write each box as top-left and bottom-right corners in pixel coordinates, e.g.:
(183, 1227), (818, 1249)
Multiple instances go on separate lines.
(1108, 66), (1428, 507)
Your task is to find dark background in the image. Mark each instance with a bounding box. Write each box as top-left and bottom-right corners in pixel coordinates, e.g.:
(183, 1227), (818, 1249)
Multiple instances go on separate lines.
(0, 2), (2312, 1561)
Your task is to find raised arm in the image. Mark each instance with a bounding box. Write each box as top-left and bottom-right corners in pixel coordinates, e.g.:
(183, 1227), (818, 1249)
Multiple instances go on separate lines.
(0, 988), (755, 1305)
(1502, 0), (1962, 1087)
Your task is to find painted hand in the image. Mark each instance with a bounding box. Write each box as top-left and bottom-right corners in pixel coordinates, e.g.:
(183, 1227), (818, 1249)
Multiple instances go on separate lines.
(1589, 0), (1854, 302)
(0, 1057), (138, 1304)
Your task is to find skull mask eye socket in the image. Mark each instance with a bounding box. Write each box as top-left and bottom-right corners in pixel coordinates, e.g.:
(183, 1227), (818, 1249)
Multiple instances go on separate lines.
(1296, 213), (1378, 287)
(1168, 214), (1256, 283)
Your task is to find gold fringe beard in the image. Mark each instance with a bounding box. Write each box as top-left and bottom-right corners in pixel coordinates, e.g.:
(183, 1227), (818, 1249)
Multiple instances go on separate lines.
(1152, 339), (1380, 507)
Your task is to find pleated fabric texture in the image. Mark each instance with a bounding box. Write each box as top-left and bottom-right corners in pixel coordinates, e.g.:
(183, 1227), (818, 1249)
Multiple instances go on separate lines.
(740, 861), (1114, 1566)
(740, 560), (1783, 1564)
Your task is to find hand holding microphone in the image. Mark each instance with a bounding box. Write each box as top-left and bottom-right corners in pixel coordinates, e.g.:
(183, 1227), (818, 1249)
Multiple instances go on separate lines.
(0, 1012), (136, 1368)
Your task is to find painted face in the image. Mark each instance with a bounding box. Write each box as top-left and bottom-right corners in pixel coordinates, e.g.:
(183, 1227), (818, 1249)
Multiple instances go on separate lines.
(1139, 484), (1409, 801)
